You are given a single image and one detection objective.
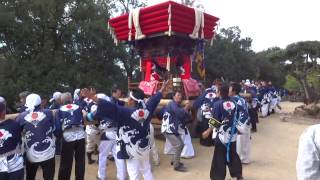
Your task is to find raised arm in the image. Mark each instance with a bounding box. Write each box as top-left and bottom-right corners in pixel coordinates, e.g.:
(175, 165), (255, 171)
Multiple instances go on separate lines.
(145, 80), (170, 113)
(193, 91), (207, 109)
(93, 99), (118, 121)
(146, 92), (162, 113)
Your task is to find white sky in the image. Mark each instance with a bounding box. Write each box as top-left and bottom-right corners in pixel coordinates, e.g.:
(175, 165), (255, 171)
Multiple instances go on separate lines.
(148, 0), (320, 52)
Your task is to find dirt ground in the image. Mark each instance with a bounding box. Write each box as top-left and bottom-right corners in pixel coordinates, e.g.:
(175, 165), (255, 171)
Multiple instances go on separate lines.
(35, 102), (312, 180)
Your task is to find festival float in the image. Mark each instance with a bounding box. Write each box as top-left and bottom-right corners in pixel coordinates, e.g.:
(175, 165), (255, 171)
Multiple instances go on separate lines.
(108, 1), (219, 101)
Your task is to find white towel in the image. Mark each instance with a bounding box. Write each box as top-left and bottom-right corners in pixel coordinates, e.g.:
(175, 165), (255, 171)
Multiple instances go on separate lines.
(25, 94), (41, 112)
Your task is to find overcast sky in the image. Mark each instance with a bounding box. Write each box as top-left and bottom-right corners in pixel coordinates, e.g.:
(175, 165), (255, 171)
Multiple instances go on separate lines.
(148, 0), (320, 52)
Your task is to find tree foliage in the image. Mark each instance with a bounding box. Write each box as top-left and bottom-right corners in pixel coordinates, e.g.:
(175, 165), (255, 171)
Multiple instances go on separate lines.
(281, 41), (320, 103)
(0, 0), (127, 105)
(203, 26), (286, 86)
(283, 75), (300, 92)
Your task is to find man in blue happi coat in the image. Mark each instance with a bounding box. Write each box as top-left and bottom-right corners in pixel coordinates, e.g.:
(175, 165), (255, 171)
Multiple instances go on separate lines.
(84, 81), (169, 180)
(0, 97), (24, 180)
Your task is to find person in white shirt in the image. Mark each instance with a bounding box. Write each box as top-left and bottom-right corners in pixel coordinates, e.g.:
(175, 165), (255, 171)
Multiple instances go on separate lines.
(296, 124), (320, 180)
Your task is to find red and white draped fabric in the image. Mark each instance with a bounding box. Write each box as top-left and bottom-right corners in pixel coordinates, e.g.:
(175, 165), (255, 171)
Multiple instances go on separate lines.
(139, 81), (159, 96)
(182, 78), (201, 98)
(189, 8), (204, 39)
(108, 1), (219, 42)
(132, 8), (145, 40)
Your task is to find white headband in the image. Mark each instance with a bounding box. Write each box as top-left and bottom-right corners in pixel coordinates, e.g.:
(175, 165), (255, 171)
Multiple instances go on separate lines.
(129, 91), (146, 109)
(97, 93), (110, 101)
(73, 89), (80, 101)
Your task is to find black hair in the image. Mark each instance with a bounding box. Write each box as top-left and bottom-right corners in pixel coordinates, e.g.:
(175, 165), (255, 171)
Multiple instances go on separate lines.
(87, 86), (96, 91)
(19, 91), (30, 98)
(0, 103), (5, 114)
(131, 89), (145, 100)
(176, 54), (184, 67)
(111, 85), (121, 94)
(219, 83), (229, 99)
(230, 82), (242, 95)
(172, 90), (183, 99)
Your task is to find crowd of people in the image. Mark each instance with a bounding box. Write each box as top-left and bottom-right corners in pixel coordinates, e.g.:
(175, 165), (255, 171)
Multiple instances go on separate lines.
(0, 79), (283, 180)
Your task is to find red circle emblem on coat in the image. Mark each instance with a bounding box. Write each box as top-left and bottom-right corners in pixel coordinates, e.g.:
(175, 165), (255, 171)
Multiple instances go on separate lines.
(138, 110), (145, 117)
(226, 102), (231, 108)
(0, 131), (3, 138)
(31, 112), (38, 120)
(66, 104), (73, 109)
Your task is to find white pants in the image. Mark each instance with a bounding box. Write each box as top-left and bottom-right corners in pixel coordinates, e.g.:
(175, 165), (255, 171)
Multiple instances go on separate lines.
(86, 133), (100, 153)
(126, 155), (153, 180)
(269, 98), (279, 113)
(164, 129), (195, 158)
(149, 124), (159, 165)
(261, 103), (269, 117)
(98, 132), (126, 180)
(236, 131), (251, 164)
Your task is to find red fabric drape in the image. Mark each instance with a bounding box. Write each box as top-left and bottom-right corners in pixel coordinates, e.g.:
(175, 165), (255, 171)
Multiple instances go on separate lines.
(144, 59), (152, 81)
(180, 55), (191, 79)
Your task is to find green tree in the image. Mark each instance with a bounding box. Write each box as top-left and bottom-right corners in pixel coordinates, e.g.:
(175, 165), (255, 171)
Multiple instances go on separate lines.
(281, 41), (320, 103)
(0, 0), (127, 107)
(204, 26), (257, 83)
(108, 0), (146, 15)
(283, 75), (301, 92)
(255, 47), (287, 87)
(203, 27), (286, 87)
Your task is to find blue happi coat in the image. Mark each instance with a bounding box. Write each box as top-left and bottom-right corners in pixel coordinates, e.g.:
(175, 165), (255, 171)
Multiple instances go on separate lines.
(0, 119), (24, 173)
(161, 101), (190, 135)
(232, 95), (251, 133)
(212, 96), (249, 145)
(98, 97), (124, 140)
(193, 87), (219, 120)
(56, 104), (86, 142)
(16, 108), (56, 163)
(94, 92), (162, 160)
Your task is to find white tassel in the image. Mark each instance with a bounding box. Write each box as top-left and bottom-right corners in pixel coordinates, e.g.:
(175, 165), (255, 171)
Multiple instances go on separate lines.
(190, 8), (202, 39)
(210, 31), (217, 46)
(128, 11), (133, 41)
(166, 53), (171, 71)
(133, 8), (145, 40)
(201, 11), (204, 39)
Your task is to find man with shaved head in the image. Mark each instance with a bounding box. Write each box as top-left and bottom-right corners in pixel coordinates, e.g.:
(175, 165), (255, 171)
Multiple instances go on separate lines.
(56, 92), (86, 180)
